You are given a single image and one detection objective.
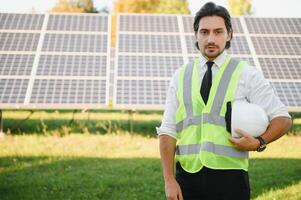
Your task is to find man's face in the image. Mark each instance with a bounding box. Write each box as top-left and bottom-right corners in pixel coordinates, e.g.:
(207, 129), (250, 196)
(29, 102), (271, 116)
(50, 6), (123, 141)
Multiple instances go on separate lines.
(195, 16), (231, 60)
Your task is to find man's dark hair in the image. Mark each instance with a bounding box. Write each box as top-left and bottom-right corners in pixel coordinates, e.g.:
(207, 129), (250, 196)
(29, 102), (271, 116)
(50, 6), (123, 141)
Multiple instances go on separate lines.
(193, 2), (233, 50)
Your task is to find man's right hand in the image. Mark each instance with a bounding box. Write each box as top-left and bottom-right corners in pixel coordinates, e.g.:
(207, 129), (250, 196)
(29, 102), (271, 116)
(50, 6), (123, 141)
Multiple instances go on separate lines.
(164, 178), (183, 200)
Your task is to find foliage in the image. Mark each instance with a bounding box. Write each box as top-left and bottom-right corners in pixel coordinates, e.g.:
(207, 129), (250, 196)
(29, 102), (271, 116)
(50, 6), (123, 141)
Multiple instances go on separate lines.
(114, 0), (190, 14)
(228, 0), (252, 16)
(51, 0), (98, 13)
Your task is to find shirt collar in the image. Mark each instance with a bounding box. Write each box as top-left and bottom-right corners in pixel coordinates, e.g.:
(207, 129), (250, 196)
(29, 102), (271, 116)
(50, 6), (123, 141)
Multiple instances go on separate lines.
(199, 51), (228, 68)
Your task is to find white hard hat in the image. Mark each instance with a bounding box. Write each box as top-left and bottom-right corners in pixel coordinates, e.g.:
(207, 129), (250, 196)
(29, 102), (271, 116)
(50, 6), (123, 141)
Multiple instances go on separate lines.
(231, 100), (269, 138)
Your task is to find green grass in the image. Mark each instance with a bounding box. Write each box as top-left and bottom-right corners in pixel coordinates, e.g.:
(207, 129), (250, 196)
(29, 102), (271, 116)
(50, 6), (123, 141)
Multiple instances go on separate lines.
(0, 134), (301, 200)
(2, 110), (162, 137)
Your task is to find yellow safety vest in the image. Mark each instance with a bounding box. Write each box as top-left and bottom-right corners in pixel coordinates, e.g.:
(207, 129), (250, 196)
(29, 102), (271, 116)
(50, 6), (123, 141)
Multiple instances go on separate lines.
(175, 56), (249, 173)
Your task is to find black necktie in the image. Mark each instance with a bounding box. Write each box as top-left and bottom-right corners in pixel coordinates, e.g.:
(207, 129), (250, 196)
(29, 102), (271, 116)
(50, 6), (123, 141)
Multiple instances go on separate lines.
(200, 61), (214, 104)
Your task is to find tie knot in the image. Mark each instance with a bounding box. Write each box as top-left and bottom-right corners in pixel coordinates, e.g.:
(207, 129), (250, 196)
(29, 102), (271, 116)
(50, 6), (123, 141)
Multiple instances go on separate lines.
(206, 61), (214, 69)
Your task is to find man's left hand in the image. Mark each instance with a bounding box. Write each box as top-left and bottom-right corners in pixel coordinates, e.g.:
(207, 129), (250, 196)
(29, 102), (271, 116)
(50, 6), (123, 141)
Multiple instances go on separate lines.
(229, 128), (260, 151)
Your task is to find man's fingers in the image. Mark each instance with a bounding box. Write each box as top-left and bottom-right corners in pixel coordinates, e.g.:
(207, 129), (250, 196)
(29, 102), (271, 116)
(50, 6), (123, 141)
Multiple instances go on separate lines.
(178, 189), (183, 200)
(229, 136), (242, 145)
(234, 128), (251, 138)
(176, 182), (183, 200)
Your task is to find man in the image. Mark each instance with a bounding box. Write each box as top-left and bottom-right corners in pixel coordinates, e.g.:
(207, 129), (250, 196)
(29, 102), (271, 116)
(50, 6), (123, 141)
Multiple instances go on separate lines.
(157, 2), (292, 200)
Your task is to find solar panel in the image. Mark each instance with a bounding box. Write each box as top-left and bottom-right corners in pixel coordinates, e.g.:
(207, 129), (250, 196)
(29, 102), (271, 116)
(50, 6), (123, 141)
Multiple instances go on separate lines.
(0, 32), (40, 51)
(115, 79), (169, 108)
(37, 55), (107, 77)
(47, 14), (108, 32)
(0, 79), (29, 104)
(42, 33), (107, 52)
(118, 34), (182, 53)
(0, 54), (34, 75)
(251, 36), (301, 55)
(117, 55), (183, 77)
(119, 15), (179, 32)
(0, 13), (110, 109)
(114, 14), (185, 109)
(1, 13), (300, 111)
(259, 58), (301, 80)
(181, 16), (194, 33)
(0, 13), (44, 30)
(115, 14), (300, 111)
(245, 18), (301, 34)
(30, 79), (106, 104)
(272, 82), (301, 107)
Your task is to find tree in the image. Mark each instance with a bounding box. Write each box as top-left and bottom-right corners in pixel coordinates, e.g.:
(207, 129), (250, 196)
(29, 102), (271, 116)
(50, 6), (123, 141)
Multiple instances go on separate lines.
(114, 0), (189, 14)
(156, 0), (190, 14)
(51, 0), (98, 13)
(228, 0), (252, 16)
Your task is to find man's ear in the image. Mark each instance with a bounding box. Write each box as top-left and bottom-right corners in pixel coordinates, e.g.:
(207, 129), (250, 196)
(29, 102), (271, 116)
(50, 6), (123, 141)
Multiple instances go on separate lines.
(227, 31), (233, 42)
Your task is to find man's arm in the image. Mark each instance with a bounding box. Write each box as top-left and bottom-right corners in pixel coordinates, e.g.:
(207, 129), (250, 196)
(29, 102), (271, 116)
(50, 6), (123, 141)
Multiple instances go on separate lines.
(159, 135), (183, 200)
(230, 116), (292, 151)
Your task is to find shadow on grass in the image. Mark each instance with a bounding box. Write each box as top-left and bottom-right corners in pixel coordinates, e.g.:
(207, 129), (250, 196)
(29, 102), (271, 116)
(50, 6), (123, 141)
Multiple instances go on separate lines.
(0, 156), (164, 200)
(3, 118), (161, 138)
(0, 157), (300, 200)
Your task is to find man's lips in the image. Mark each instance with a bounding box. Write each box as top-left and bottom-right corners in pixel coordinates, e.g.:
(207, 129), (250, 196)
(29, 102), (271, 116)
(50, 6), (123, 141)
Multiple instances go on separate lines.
(206, 45), (217, 49)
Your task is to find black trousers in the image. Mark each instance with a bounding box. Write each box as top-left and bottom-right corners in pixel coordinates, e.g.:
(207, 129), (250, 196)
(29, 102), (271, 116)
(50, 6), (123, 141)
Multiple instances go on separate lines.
(176, 163), (250, 200)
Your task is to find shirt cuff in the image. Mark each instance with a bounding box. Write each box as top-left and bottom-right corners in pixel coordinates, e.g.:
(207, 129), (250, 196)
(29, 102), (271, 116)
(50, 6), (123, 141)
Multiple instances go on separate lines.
(156, 127), (177, 139)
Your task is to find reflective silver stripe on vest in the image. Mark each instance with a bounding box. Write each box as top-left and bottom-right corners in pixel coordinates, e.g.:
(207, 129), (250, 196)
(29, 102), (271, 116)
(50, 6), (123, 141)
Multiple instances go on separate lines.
(210, 58), (239, 114)
(175, 113), (225, 132)
(176, 58), (239, 133)
(183, 62), (194, 119)
(176, 143), (201, 155)
(176, 142), (248, 159)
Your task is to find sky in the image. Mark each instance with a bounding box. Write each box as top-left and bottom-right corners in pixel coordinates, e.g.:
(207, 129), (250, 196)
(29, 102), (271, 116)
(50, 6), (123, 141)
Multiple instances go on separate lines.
(0, 0), (300, 17)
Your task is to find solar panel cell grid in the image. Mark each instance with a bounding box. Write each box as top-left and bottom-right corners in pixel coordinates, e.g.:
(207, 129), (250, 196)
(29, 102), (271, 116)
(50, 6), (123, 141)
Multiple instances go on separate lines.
(245, 18), (301, 34)
(272, 82), (301, 107)
(118, 34), (182, 53)
(251, 36), (301, 55)
(116, 79), (169, 105)
(42, 33), (107, 52)
(0, 79), (29, 103)
(0, 32), (40, 51)
(117, 55), (183, 77)
(30, 79), (106, 104)
(259, 58), (301, 80)
(0, 54), (34, 75)
(0, 13), (44, 30)
(47, 14), (108, 32)
(37, 55), (107, 76)
(227, 36), (251, 55)
(119, 15), (179, 32)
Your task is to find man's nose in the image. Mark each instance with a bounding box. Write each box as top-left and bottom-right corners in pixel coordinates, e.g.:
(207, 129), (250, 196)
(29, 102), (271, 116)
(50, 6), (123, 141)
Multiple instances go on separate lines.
(208, 32), (215, 43)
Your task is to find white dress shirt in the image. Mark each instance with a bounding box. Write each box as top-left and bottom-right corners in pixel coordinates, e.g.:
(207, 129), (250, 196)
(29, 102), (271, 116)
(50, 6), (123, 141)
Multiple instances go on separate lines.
(156, 51), (291, 139)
